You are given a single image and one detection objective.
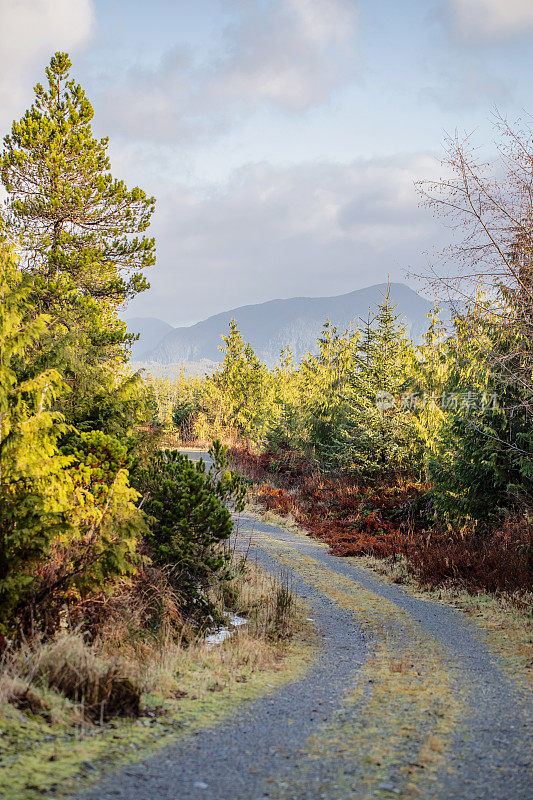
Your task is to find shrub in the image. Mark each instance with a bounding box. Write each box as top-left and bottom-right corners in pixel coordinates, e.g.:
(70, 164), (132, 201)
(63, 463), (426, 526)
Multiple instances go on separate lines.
(134, 441), (245, 618)
(402, 518), (533, 593)
(428, 404), (533, 521)
(242, 444), (532, 595)
(68, 567), (184, 656)
(17, 430), (146, 635)
(0, 246), (72, 632)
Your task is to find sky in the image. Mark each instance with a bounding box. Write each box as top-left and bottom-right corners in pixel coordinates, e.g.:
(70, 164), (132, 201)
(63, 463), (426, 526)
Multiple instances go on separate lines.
(0, 0), (532, 325)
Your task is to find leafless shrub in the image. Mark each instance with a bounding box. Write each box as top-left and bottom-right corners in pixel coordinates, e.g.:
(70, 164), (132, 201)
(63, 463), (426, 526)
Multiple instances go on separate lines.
(417, 112), (533, 406)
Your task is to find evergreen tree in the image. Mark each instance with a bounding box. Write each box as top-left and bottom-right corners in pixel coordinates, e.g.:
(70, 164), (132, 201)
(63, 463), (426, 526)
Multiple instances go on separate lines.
(0, 52), (156, 432)
(336, 290), (422, 480)
(429, 301), (533, 519)
(300, 321), (358, 468)
(410, 307), (451, 454)
(135, 442), (245, 616)
(209, 320), (269, 440)
(1, 51), (155, 306)
(0, 238), (71, 629)
(53, 430), (145, 606)
(266, 346), (302, 449)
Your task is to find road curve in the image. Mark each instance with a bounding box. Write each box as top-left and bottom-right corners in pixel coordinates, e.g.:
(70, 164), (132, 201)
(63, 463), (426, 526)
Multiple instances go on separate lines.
(78, 453), (532, 800)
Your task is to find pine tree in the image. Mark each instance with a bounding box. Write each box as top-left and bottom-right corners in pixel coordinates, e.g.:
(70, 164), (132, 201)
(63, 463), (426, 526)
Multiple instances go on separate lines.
(1, 52), (155, 306)
(409, 307), (450, 454)
(0, 53), (156, 431)
(134, 443), (245, 616)
(267, 346), (301, 448)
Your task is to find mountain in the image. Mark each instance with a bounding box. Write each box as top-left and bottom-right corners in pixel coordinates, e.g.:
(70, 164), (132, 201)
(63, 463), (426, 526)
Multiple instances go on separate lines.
(126, 317), (174, 360)
(139, 283), (449, 367)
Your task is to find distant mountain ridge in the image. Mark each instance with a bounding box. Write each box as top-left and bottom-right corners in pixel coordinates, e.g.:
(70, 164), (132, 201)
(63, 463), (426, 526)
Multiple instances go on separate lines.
(126, 317), (174, 360)
(128, 283), (448, 368)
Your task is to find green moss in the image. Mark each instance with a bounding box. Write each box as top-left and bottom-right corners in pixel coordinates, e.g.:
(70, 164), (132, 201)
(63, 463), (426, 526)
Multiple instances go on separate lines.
(347, 554), (533, 689)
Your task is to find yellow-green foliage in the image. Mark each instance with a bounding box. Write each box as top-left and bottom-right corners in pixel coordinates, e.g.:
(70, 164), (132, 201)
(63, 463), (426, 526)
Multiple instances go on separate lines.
(0, 248), (146, 628)
(157, 297), (443, 476)
(0, 243), (73, 627)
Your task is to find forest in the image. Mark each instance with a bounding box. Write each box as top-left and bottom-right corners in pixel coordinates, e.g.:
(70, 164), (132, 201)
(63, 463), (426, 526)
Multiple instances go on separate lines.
(0, 50), (531, 799)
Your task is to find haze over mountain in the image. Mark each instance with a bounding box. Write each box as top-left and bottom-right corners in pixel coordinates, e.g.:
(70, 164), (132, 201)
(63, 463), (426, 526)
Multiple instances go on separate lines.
(127, 283), (449, 370)
(127, 317), (174, 360)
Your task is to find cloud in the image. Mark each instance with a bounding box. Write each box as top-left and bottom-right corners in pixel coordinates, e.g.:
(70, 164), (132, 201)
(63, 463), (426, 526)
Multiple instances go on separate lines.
(208, 0), (358, 110)
(0, 0), (95, 133)
(419, 54), (510, 110)
(102, 0), (359, 143)
(445, 0), (533, 41)
(123, 154), (446, 325)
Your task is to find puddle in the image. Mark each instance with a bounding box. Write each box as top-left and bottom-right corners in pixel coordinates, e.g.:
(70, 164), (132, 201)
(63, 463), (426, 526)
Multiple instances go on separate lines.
(205, 612), (248, 648)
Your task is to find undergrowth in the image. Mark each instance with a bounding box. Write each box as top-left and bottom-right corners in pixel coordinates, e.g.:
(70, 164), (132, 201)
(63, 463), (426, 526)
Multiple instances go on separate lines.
(230, 445), (533, 596)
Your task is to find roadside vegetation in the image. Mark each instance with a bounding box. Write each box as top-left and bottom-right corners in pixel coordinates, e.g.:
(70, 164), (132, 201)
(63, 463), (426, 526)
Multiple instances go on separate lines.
(0, 52), (309, 796)
(0, 557), (311, 800)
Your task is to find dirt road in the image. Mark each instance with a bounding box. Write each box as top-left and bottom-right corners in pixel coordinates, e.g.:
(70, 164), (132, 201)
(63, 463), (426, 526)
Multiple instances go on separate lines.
(80, 453), (532, 800)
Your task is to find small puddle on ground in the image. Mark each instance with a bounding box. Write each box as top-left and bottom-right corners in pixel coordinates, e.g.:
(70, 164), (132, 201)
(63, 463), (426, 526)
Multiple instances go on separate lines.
(205, 612), (248, 648)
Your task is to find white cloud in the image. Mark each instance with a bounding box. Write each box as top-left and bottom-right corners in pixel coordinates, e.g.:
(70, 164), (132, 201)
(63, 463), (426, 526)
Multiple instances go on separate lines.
(446, 0), (533, 40)
(0, 0), (95, 133)
(209, 0), (358, 110)
(102, 0), (359, 143)
(123, 154), (446, 324)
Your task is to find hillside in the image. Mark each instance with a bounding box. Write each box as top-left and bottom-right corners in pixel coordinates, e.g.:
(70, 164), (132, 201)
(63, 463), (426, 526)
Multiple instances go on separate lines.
(126, 317), (174, 360)
(136, 283), (448, 366)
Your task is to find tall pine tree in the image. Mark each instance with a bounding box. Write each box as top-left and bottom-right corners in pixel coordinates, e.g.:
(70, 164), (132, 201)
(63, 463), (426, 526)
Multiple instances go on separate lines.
(1, 52), (155, 306)
(0, 53), (156, 431)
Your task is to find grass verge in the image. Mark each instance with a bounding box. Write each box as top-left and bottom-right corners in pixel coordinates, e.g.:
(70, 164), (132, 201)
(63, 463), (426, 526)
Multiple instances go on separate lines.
(0, 562), (316, 800)
(350, 553), (533, 685)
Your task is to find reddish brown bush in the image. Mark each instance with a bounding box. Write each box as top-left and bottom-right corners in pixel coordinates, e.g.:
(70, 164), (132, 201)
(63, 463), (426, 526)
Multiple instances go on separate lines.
(402, 520), (533, 593)
(259, 485), (295, 516)
(233, 445), (533, 595)
(229, 444), (315, 489)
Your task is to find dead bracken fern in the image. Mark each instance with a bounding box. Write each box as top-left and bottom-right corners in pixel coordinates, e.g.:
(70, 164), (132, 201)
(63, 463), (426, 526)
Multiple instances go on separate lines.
(231, 446), (533, 595)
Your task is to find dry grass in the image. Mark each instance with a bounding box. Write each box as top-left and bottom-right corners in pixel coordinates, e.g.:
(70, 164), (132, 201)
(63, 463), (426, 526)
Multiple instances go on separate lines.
(0, 558), (314, 800)
(351, 553), (533, 683)
(0, 558), (303, 724)
(212, 562), (295, 641)
(0, 634), (141, 723)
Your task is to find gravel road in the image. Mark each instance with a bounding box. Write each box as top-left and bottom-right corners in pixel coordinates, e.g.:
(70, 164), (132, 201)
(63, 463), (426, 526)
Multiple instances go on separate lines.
(78, 452), (532, 800)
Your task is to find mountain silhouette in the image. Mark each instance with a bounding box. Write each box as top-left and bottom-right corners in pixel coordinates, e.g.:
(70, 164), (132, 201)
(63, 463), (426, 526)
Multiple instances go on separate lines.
(128, 283), (448, 368)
